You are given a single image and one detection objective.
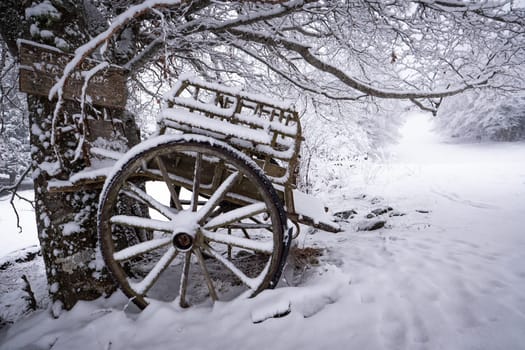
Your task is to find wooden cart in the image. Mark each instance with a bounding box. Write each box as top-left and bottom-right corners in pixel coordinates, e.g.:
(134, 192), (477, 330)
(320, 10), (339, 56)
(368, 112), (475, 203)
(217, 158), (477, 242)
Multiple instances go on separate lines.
(21, 39), (339, 308)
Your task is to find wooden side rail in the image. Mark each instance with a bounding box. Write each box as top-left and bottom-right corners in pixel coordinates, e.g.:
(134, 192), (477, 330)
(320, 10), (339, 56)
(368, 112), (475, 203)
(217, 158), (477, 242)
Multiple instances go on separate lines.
(160, 77), (302, 192)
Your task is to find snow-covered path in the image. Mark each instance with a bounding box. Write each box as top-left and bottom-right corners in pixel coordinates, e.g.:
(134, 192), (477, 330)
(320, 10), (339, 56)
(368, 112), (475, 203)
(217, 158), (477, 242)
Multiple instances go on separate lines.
(2, 112), (525, 350)
(320, 112), (525, 350)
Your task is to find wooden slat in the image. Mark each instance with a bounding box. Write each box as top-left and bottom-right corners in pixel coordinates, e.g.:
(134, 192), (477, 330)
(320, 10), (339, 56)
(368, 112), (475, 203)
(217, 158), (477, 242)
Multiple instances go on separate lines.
(85, 119), (125, 143)
(19, 40), (127, 109)
(48, 177), (106, 193)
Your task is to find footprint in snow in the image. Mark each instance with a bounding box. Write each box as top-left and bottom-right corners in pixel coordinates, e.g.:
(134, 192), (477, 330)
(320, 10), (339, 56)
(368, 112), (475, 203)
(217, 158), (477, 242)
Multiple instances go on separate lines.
(378, 306), (408, 350)
(407, 310), (430, 344)
(430, 189), (499, 209)
(359, 291), (376, 304)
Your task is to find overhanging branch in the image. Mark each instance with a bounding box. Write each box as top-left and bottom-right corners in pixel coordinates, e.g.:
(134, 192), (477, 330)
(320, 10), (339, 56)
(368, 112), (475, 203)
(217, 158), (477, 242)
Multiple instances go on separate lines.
(227, 39), (365, 101)
(228, 28), (494, 99)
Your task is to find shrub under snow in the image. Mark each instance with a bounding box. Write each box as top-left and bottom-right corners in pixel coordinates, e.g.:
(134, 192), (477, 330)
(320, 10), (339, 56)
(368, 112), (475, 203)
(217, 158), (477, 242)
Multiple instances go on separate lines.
(436, 90), (525, 142)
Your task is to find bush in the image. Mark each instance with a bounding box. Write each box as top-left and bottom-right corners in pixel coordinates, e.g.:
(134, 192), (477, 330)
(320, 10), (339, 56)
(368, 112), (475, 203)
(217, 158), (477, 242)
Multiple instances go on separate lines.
(436, 90), (525, 142)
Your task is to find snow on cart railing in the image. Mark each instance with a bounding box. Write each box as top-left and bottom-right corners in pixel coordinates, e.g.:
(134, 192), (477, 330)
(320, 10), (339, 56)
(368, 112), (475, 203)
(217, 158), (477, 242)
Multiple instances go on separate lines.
(159, 76), (302, 188)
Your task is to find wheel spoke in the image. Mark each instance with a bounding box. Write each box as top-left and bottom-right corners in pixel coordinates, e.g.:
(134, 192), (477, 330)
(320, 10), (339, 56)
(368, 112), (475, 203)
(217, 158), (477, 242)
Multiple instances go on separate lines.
(202, 229), (273, 254)
(113, 237), (172, 261)
(110, 215), (173, 232)
(227, 228), (232, 260)
(180, 199), (207, 206)
(130, 247), (178, 295)
(123, 181), (175, 219)
(191, 153), (202, 212)
(228, 222), (272, 229)
(156, 157), (183, 211)
(194, 248), (218, 301)
(241, 228), (251, 239)
(203, 246), (264, 290)
(197, 171), (241, 223)
(204, 202), (267, 230)
(178, 251), (192, 308)
(249, 217), (274, 232)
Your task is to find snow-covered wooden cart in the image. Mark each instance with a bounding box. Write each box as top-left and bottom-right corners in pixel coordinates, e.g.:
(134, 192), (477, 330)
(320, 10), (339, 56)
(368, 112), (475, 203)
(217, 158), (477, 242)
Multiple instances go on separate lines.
(20, 39), (339, 309)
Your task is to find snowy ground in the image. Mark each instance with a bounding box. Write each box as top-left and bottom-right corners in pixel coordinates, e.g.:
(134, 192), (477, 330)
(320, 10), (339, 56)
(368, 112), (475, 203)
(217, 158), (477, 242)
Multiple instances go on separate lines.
(1, 112), (525, 350)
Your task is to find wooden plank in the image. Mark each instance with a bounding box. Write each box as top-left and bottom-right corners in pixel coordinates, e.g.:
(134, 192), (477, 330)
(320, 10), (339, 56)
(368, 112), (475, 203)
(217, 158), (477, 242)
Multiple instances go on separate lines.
(48, 177), (107, 193)
(19, 40), (127, 109)
(287, 212), (341, 233)
(85, 119), (125, 143)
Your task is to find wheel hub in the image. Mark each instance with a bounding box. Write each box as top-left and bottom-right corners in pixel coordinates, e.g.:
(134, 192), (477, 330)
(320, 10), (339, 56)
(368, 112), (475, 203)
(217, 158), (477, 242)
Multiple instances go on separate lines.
(171, 212), (200, 252)
(172, 232), (194, 251)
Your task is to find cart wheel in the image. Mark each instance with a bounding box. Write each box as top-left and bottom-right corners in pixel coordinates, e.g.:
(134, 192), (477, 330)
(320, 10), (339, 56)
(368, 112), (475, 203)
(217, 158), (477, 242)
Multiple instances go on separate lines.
(98, 135), (289, 309)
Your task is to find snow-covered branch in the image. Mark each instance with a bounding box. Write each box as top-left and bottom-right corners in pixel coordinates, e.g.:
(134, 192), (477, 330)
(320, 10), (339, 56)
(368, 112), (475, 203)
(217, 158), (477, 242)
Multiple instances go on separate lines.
(49, 0), (525, 115)
(227, 28), (493, 99)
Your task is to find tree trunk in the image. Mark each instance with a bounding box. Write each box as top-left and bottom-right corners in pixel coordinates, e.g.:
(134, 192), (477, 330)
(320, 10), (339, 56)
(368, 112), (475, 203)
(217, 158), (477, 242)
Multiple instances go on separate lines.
(0, 0), (139, 314)
(29, 97), (118, 313)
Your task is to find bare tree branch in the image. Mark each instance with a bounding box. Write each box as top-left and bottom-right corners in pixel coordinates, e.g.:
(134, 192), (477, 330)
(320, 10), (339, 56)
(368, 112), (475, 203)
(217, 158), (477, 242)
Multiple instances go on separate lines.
(0, 166), (33, 232)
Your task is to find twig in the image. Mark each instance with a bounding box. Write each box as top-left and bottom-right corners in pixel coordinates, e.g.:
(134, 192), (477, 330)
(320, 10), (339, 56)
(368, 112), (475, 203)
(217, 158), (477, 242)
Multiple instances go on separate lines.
(21, 274), (37, 311)
(0, 166), (33, 232)
(409, 98), (438, 116)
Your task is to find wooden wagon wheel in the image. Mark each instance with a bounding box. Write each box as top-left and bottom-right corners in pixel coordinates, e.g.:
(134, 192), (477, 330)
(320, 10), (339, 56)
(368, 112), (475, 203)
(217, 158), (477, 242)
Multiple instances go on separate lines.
(98, 135), (290, 309)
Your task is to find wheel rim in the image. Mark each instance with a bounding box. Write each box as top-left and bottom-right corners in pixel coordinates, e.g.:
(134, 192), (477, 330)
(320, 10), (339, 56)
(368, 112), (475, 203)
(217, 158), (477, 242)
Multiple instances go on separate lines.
(98, 136), (288, 309)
